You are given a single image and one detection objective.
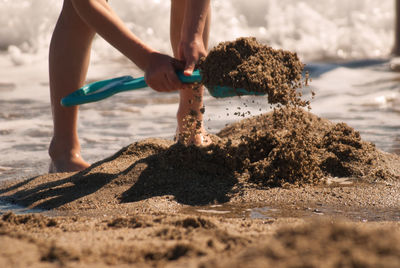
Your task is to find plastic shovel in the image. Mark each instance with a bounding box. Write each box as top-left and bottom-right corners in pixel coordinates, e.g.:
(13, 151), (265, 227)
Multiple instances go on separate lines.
(61, 69), (265, 106)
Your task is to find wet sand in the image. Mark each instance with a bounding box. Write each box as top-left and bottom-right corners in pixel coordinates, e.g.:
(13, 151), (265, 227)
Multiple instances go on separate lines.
(1, 110), (400, 267)
(199, 37), (305, 105)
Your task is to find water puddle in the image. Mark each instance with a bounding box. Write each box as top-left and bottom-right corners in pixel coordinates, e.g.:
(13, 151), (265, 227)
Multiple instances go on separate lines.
(183, 203), (400, 222)
(196, 205), (231, 214)
(186, 204), (245, 218)
(247, 207), (278, 220)
(325, 177), (357, 186)
(0, 200), (43, 215)
(1, 197), (399, 222)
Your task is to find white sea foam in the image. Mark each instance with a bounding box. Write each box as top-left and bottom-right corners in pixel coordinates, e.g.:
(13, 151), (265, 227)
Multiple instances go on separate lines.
(0, 0), (395, 64)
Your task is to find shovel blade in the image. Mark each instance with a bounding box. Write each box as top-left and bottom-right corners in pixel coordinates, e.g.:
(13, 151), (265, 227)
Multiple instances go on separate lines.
(207, 85), (266, 98)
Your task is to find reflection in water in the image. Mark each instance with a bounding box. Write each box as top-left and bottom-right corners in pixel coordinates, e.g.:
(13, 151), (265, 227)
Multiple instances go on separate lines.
(183, 203), (400, 222)
(0, 200), (43, 215)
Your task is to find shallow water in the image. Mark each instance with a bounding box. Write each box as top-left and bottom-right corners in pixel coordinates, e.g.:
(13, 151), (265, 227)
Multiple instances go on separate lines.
(182, 176), (400, 222)
(0, 200), (43, 215)
(182, 200), (400, 222)
(249, 206), (400, 222)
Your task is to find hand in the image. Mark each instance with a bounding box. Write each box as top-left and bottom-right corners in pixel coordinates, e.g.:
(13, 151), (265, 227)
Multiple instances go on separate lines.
(144, 52), (188, 92)
(178, 37), (207, 76)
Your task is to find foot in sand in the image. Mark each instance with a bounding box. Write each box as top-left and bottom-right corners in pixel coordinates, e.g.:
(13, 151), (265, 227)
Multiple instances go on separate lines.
(175, 127), (212, 147)
(48, 138), (90, 173)
(49, 153), (90, 173)
(176, 85), (212, 147)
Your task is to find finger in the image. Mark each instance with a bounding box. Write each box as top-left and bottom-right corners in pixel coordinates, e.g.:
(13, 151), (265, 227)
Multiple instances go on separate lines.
(155, 73), (174, 92)
(146, 76), (166, 92)
(147, 81), (161, 92)
(147, 68), (176, 92)
(171, 58), (186, 71)
(172, 59), (192, 90)
(169, 59), (191, 90)
(184, 61), (196, 76)
(167, 69), (187, 90)
(160, 80), (173, 92)
(163, 73), (177, 92)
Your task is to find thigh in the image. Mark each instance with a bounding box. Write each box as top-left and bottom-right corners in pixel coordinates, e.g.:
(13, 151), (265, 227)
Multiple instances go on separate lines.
(170, 0), (186, 57)
(170, 0), (211, 57)
(59, 0), (95, 39)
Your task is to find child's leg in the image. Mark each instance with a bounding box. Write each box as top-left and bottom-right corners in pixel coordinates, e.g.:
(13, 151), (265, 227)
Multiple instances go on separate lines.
(170, 0), (211, 145)
(48, 0), (95, 172)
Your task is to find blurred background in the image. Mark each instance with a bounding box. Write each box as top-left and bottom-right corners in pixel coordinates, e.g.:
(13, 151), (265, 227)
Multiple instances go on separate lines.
(0, 0), (399, 181)
(0, 0), (395, 62)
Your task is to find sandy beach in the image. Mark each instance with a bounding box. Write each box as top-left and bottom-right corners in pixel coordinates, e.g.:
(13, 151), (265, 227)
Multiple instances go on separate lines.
(1, 109), (400, 268)
(1, 2), (400, 267)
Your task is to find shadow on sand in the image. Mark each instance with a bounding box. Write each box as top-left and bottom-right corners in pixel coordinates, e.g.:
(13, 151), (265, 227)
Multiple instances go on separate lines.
(119, 143), (238, 205)
(0, 141), (238, 210)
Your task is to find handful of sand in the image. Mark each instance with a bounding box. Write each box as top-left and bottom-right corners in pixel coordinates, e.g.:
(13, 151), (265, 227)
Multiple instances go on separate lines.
(199, 37), (306, 106)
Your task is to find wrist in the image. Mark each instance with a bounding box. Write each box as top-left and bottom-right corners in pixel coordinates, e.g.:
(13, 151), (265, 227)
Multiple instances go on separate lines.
(137, 47), (158, 71)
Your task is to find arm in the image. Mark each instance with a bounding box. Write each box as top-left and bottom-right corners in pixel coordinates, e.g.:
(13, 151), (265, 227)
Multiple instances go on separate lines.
(70, 0), (184, 91)
(179, 0), (211, 76)
(394, 0), (400, 55)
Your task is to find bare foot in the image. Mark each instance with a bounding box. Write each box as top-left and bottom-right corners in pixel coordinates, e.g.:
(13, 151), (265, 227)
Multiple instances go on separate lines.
(193, 131), (213, 146)
(175, 116), (212, 147)
(48, 138), (90, 173)
(176, 130), (212, 147)
(49, 153), (90, 173)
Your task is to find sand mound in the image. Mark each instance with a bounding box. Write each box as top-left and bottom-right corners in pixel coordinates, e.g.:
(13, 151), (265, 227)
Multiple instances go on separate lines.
(199, 37), (306, 105)
(116, 108), (397, 190)
(217, 107), (397, 186)
(1, 109), (398, 212)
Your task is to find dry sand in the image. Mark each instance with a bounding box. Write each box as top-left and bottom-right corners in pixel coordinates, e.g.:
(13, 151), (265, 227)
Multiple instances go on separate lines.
(1, 110), (400, 267)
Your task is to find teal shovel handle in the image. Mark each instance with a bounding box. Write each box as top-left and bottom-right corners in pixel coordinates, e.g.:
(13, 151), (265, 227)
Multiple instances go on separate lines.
(61, 70), (202, 106)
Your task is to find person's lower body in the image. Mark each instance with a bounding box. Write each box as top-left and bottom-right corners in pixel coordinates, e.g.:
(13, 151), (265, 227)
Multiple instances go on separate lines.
(48, 0), (94, 172)
(48, 0), (212, 173)
(170, 0), (212, 146)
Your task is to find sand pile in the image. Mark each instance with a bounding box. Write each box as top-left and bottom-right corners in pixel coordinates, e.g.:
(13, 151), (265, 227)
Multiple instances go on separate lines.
(1, 128), (399, 212)
(216, 107), (396, 186)
(144, 108), (396, 190)
(0, 38), (397, 211)
(199, 37), (306, 106)
(195, 37), (396, 186)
